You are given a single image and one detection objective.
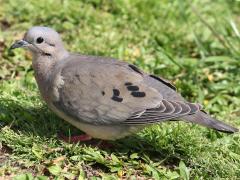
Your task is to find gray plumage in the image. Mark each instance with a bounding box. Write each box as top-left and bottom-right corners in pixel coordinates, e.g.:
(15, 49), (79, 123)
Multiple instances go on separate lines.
(10, 26), (238, 140)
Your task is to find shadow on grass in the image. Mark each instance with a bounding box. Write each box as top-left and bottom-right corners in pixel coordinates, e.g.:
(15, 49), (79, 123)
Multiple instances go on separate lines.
(0, 96), (190, 167)
(0, 96), (82, 137)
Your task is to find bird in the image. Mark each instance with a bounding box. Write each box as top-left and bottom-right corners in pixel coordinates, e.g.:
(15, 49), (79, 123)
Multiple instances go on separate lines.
(10, 26), (238, 141)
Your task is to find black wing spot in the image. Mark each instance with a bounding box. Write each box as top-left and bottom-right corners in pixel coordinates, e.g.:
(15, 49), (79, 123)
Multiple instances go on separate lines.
(149, 74), (176, 91)
(111, 96), (123, 102)
(125, 82), (133, 86)
(111, 89), (123, 102)
(127, 85), (139, 91)
(128, 64), (143, 75)
(101, 91), (105, 96)
(113, 89), (120, 96)
(75, 74), (80, 81)
(131, 91), (146, 97)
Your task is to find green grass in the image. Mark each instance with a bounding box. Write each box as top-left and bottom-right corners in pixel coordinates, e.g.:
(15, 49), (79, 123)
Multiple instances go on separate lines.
(0, 0), (240, 179)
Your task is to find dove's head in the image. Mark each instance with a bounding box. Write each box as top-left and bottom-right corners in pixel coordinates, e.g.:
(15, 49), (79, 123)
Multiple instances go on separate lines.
(10, 26), (68, 59)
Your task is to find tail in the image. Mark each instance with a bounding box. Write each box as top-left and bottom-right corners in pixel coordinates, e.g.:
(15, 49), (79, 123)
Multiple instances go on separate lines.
(182, 111), (238, 133)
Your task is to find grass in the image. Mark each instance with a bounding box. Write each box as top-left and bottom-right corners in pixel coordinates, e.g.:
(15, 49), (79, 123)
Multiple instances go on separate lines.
(0, 0), (240, 179)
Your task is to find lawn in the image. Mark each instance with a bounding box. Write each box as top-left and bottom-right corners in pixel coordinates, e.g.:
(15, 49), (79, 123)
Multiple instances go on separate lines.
(0, 0), (240, 179)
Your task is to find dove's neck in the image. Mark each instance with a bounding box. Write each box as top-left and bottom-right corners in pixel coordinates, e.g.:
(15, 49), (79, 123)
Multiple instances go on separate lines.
(32, 50), (69, 101)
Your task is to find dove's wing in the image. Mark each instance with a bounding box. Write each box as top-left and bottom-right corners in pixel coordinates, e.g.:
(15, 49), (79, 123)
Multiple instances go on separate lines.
(50, 55), (200, 125)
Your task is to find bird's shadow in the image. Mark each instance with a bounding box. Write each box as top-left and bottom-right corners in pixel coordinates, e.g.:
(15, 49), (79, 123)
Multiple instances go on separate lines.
(0, 96), (189, 167)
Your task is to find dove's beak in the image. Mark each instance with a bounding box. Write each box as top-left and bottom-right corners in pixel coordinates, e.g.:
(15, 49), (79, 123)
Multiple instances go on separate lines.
(10, 40), (29, 50)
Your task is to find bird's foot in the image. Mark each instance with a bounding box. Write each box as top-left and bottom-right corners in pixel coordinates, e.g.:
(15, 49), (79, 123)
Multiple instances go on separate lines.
(59, 133), (92, 143)
(59, 133), (114, 149)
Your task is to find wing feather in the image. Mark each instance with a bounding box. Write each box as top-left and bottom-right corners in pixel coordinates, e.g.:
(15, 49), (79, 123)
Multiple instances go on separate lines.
(124, 100), (201, 124)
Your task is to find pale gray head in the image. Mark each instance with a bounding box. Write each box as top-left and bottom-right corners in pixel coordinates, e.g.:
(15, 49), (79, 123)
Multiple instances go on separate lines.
(10, 26), (68, 59)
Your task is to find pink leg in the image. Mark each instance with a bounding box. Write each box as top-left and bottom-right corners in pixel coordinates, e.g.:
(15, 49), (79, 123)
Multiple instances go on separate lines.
(59, 134), (92, 143)
(58, 133), (114, 148)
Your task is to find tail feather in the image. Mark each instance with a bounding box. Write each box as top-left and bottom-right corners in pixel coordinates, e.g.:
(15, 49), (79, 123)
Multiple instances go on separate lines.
(182, 111), (238, 133)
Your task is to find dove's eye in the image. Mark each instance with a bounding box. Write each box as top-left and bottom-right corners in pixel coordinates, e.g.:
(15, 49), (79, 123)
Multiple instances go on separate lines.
(36, 37), (44, 44)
